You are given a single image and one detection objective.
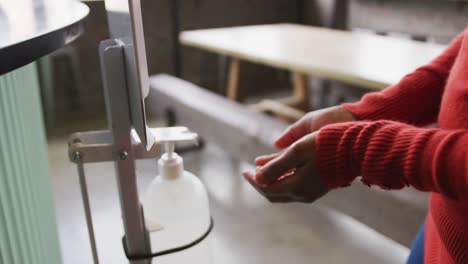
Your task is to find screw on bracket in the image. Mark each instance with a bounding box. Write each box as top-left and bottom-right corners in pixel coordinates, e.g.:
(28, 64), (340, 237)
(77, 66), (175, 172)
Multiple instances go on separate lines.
(119, 151), (128, 160)
(73, 151), (82, 162)
(68, 138), (82, 147)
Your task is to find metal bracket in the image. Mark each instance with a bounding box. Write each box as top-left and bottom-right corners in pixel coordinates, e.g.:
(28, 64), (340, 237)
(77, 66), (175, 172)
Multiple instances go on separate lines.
(68, 127), (201, 164)
(68, 129), (160, 164)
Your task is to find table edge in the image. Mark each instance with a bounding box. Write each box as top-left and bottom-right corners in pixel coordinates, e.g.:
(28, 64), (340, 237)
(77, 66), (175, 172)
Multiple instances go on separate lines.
(0, 2), (90, 75)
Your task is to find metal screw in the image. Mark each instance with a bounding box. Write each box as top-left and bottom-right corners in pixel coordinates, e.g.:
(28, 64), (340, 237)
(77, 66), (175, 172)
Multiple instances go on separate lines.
(119, 151), (128, 160)
(72, 151), (82, 162)
(68, 138), (82, 147)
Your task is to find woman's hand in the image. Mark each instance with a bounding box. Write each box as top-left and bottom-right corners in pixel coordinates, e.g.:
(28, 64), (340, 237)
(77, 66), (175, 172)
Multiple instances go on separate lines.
(243, 132), (328, 203)
(275, 105), (356, 149)
(242, 106), (355, 203)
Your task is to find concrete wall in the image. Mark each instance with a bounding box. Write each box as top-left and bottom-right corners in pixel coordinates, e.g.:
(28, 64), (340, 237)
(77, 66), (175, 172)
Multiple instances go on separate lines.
(304, 0), (468, 41)
(349, 0), (468, 42)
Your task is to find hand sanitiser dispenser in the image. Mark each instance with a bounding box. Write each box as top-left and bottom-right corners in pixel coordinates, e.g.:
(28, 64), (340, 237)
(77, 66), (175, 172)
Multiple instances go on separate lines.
(142, 127), (212, 263)
(69, 0), (213, 260)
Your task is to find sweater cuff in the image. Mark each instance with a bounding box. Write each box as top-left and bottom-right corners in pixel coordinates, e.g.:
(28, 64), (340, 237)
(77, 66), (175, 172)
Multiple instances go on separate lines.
(316, 122), (359, 189)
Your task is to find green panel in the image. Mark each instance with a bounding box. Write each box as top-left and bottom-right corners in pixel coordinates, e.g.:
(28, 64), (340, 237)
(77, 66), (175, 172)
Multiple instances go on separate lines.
(0, 63), (62, 264)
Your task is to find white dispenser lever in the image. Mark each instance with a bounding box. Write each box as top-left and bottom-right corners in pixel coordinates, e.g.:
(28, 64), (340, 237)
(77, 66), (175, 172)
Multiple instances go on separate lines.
(151, 126), (198, 167)
(150, 126), (198, 146)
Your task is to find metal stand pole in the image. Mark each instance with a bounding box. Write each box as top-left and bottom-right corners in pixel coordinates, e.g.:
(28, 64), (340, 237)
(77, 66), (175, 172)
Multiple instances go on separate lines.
(74, 153), (100, 264)
(99, 39), (152, 264)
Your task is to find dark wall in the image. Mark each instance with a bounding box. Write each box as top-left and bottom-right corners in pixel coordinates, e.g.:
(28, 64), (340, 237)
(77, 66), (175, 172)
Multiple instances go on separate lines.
(141, 0), (174, 75)
(303, 0), (347, 29)
(305, 0), (468, 41)
(302, 0), (468, 108)
(349, 0), (468, 42)
(40, 0), (109, 125)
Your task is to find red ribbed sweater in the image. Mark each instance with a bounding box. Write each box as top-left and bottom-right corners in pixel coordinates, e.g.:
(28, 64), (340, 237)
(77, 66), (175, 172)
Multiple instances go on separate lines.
(316, 29), (468, 264)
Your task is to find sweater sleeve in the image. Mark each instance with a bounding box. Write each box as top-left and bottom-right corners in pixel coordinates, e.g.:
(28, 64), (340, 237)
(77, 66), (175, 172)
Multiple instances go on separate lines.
(342, 30), (466, 126)
(316, 120), (468, 200)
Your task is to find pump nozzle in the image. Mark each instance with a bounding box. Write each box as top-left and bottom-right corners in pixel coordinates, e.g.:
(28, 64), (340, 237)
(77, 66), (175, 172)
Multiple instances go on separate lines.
(164, 142), (175, 159)
(148, 127), (198, 179)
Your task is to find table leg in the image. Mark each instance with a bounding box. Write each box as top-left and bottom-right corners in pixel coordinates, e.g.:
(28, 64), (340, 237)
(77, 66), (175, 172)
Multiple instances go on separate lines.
(292, 72), (309, 111)
(249, 99), (305, 123)
(250, 71), (309, 123)
(217, 55), (228, 95)
(227, 58), (241, 101)
(277, 72), (310, 110)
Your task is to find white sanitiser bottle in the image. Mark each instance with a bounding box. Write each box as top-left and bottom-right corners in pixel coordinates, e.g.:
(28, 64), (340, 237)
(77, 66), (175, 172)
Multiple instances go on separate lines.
(142, 127), (212, 264)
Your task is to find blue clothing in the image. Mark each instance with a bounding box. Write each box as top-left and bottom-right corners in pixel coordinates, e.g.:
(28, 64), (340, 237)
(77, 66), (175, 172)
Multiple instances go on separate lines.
(407, 223), (425, 264)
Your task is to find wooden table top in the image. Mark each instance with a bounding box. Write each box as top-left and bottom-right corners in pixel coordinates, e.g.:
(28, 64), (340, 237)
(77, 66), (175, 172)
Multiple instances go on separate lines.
(180, 23), (446, 90)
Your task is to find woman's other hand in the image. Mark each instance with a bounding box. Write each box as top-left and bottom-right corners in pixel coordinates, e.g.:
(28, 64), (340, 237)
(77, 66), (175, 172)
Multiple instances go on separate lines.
(242, 105), (355, 203)
(275, 105), (356, 149)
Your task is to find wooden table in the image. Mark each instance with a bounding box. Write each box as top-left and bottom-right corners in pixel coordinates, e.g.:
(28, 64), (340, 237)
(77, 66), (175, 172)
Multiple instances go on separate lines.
(180, 24), (446, 121)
